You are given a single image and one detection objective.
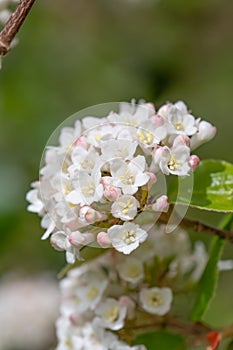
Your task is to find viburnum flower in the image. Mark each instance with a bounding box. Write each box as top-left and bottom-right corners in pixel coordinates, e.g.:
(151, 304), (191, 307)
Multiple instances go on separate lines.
(54, 228), (206, 350)
(100, 139), (137, 161)
(158, 100), (197, 136)
(139, 287), (173, 316)
(111, 195), (139, 221)
(94, 298), (127, 330)
(26, 100), (216, 263)
(110, 156), (150, 195)
(117, 257), (144, 284)
(159, 145), (191, 176)
(66, 167), (103, 206)
(107, 222), (148, 254)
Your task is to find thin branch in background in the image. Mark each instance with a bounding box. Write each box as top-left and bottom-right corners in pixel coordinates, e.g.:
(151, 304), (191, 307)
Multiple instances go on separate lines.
(159, 212), (233, 243)
(0, 0), (36, 56)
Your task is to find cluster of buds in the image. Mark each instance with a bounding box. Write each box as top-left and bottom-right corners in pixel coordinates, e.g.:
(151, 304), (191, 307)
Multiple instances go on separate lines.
(26, 100), (216, 263)
(55, 225), (208, 350)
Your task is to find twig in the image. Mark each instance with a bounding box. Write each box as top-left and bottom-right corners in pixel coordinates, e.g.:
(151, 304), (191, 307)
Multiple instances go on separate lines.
(0, 0), (36, 56)
(181, 218), (233, 243)
(159, 213), (233, 243)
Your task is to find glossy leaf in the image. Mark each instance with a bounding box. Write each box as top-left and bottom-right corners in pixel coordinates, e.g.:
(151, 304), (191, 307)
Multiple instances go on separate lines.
(190, 214), (233, 321)
(133, 330), (187, 350)
(168, 160), (233, 212)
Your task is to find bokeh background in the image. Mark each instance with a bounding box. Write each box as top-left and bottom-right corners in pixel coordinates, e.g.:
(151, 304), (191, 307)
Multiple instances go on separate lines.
(0, 0), (233, 349)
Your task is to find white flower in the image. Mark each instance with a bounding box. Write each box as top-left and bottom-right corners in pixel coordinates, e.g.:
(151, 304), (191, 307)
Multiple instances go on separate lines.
(108, 103), (150, 127)
(61, 271), (108, 315)
(190, 120), (216, 150)
(111, 195), (139, 221)
(159, 145), (190, 176)
(58, 120), (82, 149)
(66, 168), (103, 206)
(136, 121), (167, 147)
(100, 139), (137, 161)
(26, 188), (44, 214)
(140, 287), (173, 315)
(160, 101), (197, 136)
(110, 156), (150, 195)
(107, 222), (148, 254)
(41, 213), (56, 240)
(117, 257), (144, 284)
(50, 231), (81, 264)
(95, 298), (127, 331)
(70, 147), (99, 173)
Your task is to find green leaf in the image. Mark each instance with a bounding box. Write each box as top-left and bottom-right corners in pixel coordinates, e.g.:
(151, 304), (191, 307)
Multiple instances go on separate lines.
(190, 214), (233, 321)
(168, 160), (233, 212)
(133, 331), (187, 350)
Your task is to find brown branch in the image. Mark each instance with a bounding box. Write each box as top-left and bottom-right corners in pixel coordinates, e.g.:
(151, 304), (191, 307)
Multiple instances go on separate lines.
(181, 218), (233, 243)
(159, 212), (233, 243)
(0, 0), (36, 56)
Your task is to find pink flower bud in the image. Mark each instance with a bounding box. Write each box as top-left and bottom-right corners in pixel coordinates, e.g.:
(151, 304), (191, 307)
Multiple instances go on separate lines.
(173, 135), (190, 148)
(68, 231), (94, 247)
(101, 177), (121, 201)
(97, 232), (112, 248)
(189, 155), (200, 170)
(119, 296), (136, 320)
(79, 206), (107, 224)
(152, 195), (169, 212)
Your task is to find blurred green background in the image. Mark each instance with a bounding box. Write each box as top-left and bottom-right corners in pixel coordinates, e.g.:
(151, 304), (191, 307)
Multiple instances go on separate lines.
(0, 0), (233, 339)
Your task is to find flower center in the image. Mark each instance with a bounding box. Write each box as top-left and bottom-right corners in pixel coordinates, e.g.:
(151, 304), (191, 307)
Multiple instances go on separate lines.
(86, 286), (98, 300)
(81, 180), (95, 195)
(103, 306), (119, 323)
(119, 170), (134, 185)
(175, 121), (184, 131)
(126, 264), (141, 278)
(122, 229), (136, 244)
(119, 199), (134, 214)
(148, 293), (163, 307)
(137, 130), (153, 145)
(168, 156), (180, 171)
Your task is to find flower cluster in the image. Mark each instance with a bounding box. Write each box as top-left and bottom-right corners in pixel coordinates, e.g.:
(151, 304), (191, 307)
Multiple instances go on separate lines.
(55, 225), (207, 350)
(26, 100), (216, 263)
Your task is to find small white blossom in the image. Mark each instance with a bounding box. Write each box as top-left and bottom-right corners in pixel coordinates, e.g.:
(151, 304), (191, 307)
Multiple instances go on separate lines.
(110, 156), (150, 195)
(190, 120), (216, 150)
(111, 195), (139, 221)
(117, 257), (144, 284)
(107, 222), (148, 254)
(100, 139), (137, 161)
(95, 298), (127, 331)
(140, 287), (173, 315)
(26, 188), (44, 214)
(66, 168), (103, 206)
(159, 145), (191, 176)
(159, 101), (197, 136)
